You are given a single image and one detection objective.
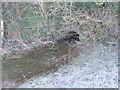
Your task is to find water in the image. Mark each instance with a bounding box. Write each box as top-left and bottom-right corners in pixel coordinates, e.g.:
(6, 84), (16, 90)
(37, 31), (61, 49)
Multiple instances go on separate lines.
(2, 43), (71, 88)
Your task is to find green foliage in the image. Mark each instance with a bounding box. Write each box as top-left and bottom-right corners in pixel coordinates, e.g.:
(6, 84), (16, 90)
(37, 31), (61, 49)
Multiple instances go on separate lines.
(2, 2), (118, 45)
(74, 2), (99, 9)
(74, 2), (118, 12)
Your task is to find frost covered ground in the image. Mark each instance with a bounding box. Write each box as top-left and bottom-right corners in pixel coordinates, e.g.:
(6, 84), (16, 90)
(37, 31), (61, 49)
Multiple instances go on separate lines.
(19, 44), (118, 88)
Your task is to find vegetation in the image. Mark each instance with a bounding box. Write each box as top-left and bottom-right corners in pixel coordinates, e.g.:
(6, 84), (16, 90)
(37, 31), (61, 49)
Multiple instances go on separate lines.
(2, 2), (118, 55)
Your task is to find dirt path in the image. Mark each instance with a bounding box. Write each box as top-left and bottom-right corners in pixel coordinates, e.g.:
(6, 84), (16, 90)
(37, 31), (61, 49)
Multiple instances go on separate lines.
(19, 44), (118, 88)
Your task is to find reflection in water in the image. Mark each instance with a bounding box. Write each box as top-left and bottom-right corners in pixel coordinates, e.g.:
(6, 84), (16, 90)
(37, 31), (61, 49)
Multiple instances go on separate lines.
(2, 43), (79, 88)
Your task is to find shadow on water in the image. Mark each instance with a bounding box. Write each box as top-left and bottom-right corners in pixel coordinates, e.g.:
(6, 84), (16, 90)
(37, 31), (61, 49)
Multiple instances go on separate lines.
(2, 43), (77, 88)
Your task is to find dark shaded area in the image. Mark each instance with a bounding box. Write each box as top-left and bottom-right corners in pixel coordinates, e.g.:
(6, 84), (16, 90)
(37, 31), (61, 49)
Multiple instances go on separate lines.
(57, 31), (80, 44)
